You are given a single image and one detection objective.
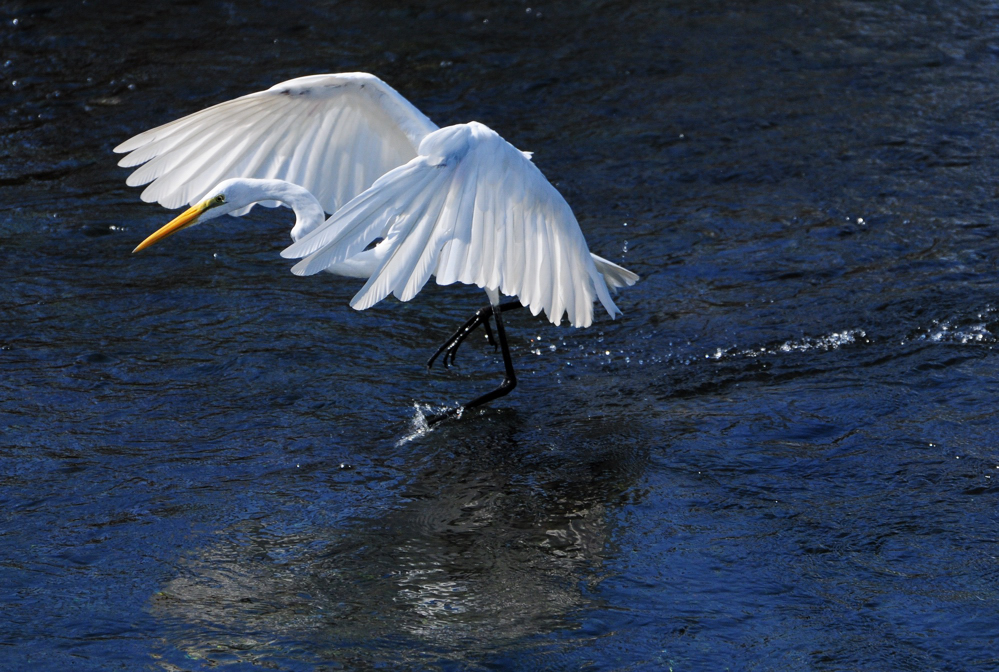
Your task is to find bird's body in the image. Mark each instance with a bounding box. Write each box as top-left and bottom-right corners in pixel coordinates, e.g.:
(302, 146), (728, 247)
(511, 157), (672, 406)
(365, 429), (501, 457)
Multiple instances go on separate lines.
(119, 73), (637, 420)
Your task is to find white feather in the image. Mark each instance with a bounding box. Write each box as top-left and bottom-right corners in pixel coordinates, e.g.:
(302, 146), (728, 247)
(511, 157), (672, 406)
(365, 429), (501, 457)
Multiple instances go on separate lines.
(115, 73), (438, 215)
(283, 122), (626, 328)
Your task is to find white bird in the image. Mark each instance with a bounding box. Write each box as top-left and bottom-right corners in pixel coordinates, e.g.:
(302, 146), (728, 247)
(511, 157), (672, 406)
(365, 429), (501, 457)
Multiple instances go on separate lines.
(118, 73), (638, 421)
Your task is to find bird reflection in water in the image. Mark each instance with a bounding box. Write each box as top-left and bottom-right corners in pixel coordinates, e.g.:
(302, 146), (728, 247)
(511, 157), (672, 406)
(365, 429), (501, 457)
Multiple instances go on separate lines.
(151, 419), (646, 665)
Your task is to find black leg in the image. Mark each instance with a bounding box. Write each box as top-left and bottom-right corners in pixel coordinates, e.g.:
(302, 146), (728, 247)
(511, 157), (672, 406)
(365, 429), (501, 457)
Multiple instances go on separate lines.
(426, 301), (523, 370)
(426, 304), (521, 425)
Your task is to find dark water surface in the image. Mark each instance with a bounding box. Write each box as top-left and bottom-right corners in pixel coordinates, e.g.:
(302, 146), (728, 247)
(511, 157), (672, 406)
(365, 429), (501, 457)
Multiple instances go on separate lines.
(3, 1), (999, 669)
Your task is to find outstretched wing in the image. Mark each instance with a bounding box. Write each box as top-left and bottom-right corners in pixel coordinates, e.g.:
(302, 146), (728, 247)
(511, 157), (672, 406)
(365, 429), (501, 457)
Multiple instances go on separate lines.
(282, 122), (628, 328)
(114, 73), (438, 215)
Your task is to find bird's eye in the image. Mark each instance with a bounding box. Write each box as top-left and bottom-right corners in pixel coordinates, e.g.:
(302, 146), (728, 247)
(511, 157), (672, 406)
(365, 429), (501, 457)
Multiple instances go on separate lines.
(215, 194), (226, 203)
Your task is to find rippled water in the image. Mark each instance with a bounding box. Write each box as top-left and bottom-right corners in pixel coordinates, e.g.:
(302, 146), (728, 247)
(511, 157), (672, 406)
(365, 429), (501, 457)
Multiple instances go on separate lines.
(3, 1), (999, 670)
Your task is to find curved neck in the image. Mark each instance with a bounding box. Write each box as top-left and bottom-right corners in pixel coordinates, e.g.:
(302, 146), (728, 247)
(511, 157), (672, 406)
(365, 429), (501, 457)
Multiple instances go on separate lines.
(237, 179), (327, 242)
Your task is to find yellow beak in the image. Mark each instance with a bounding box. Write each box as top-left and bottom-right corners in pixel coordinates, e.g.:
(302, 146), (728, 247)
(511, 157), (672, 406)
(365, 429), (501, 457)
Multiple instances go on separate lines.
(133, 200), (211, 253)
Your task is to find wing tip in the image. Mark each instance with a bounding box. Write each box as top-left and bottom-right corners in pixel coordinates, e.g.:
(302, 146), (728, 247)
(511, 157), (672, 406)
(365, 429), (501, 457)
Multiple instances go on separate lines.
(290, 258), (312, 276)
(113, 137), (141, 154)
(126, 172), (153, 188)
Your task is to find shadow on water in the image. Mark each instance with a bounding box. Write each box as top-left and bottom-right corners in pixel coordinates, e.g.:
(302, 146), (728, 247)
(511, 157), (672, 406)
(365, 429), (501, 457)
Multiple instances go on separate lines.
(151, 413), (649, 668)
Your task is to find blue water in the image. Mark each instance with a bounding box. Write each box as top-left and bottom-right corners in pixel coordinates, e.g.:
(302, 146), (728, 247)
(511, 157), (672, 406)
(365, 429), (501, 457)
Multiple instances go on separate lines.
(2, 1), (998, 670)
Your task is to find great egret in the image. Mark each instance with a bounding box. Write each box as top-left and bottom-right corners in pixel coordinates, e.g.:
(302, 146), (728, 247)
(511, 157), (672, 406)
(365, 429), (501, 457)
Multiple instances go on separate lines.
(118, 73), (638, 422)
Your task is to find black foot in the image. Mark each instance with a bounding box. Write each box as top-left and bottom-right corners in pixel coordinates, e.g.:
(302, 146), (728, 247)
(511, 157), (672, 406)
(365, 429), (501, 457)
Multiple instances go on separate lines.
(427, 306), (495, 370)
(425, 372), (517, 426)
(425, 406), (462, 426)
(426, 301), (522, 370)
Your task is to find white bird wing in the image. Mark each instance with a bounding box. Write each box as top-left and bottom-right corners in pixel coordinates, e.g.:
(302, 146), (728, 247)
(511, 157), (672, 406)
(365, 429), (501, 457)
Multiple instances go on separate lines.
(590, 254), (639, 293)
(281, 122), (627, 328)
(114, 73), (439, 215)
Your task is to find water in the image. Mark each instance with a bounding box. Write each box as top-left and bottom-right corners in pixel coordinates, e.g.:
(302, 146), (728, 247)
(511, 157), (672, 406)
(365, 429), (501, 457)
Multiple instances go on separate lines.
(2, 0), (999, 669)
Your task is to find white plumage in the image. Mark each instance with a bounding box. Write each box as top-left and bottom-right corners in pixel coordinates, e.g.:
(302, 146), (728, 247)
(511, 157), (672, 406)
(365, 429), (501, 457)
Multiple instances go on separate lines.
(282, 121), (619, 328)
(117, 72), (637, 329)
(117, 74), (435, 216)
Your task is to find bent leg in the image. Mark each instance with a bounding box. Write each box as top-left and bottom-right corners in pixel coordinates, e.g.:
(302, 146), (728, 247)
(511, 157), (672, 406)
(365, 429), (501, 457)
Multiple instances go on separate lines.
(426, 303), (520, 425)
(426, 301), (523, 369)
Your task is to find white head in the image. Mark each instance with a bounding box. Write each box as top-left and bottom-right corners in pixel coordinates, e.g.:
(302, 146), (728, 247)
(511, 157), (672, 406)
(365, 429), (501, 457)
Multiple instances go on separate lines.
(132, 179), (255, 253)
(132, 178), (328, 253)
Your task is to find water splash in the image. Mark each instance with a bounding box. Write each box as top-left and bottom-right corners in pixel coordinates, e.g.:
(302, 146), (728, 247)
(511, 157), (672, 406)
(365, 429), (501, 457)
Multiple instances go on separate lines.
(777, 329), (867, 354)
(916, 309), (998, 345)
(706, 329), (867, 361)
